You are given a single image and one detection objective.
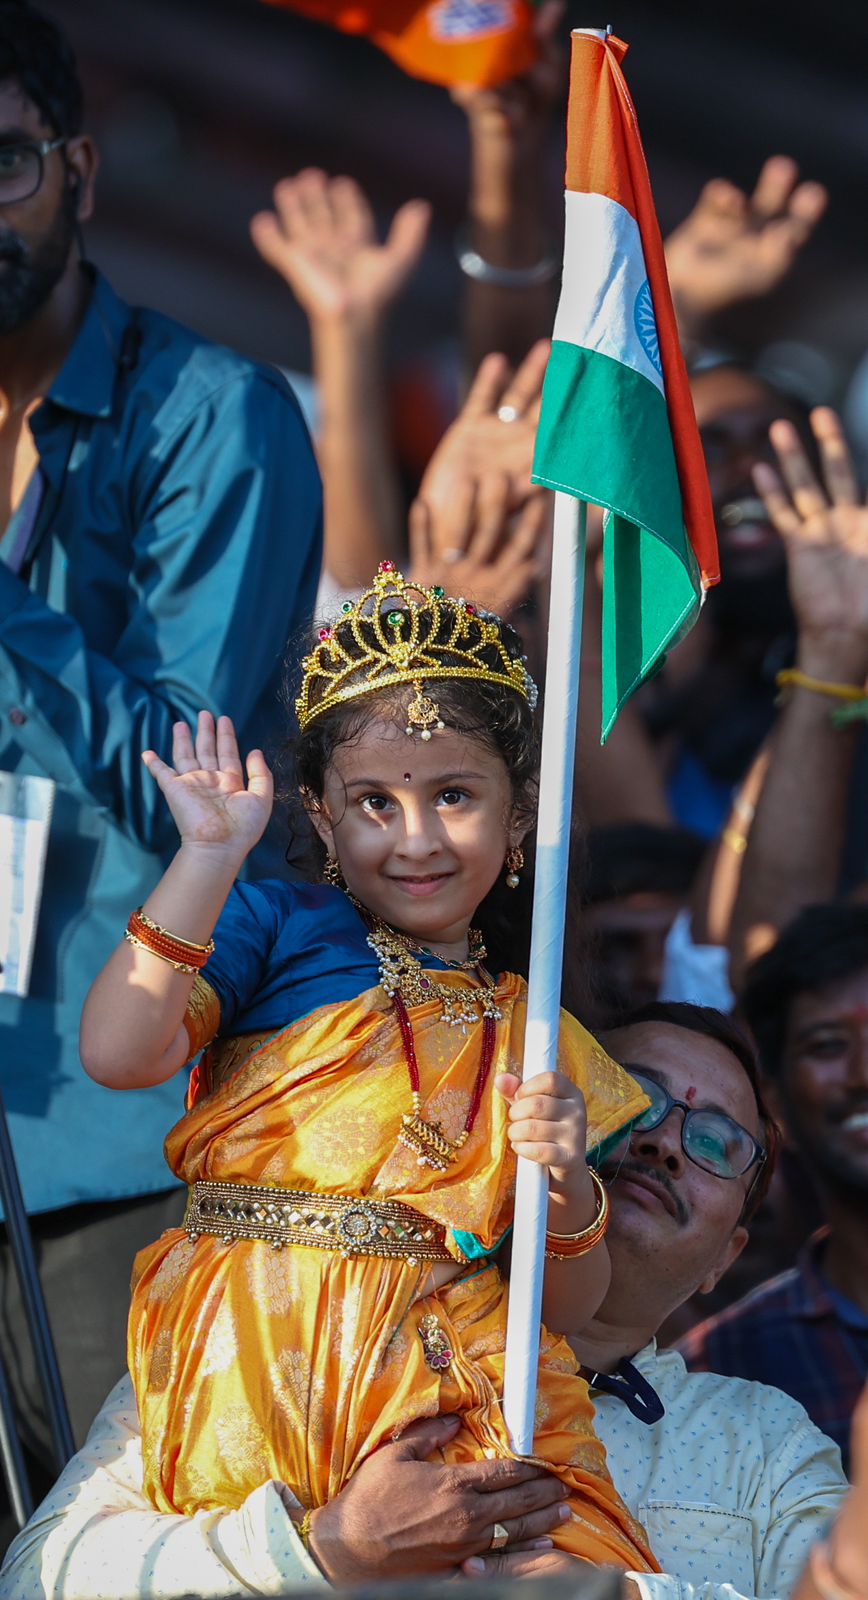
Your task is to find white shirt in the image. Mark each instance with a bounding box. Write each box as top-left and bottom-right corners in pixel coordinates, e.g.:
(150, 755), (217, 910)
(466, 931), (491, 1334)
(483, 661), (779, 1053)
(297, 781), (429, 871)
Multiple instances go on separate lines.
(660, 910), (735, 1014)
(1, 1344), (845, 1600)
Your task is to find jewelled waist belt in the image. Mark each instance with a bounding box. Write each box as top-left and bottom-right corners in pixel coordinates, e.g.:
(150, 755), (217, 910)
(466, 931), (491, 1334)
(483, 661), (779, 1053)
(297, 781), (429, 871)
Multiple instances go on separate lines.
(184, 1179), (455, 1264)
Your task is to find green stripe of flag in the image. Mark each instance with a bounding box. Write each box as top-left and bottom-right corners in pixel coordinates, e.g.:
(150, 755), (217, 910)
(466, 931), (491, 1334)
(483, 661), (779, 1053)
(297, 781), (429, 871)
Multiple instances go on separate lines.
(533, 340), (702, 738)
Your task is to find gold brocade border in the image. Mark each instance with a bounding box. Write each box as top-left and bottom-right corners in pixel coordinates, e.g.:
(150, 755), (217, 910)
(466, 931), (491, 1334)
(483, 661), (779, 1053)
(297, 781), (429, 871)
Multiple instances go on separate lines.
(184, 1179), (456, 1264)
(182, 974), (221, 1061)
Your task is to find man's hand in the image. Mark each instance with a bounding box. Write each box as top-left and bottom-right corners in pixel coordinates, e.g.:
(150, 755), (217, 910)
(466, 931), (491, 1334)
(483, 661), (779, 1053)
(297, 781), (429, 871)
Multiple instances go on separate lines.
(462, 1547), (585, 1580)
(665, 156), (827, 332)
(305, 1414), (570, 1585)
(409, 474), (547, 620)
(753, 408), (868, 683)
(420, 341), (550, 516)
(250, 169), (430, 327)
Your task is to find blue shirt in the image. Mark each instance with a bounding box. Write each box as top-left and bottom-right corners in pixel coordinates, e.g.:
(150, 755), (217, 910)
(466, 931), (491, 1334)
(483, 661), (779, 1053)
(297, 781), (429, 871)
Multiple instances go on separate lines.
(0, 269), (323, 1214)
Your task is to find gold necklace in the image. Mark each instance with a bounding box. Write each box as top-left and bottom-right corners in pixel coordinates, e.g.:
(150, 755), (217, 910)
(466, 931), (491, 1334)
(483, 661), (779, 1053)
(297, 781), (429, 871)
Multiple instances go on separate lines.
(348, 895), (502, 1028)
(346, 894), (502, 1170)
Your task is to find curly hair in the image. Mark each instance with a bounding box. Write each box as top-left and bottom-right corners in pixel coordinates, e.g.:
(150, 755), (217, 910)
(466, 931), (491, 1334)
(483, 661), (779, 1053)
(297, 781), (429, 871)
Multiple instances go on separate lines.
(0, 2), (83, 138)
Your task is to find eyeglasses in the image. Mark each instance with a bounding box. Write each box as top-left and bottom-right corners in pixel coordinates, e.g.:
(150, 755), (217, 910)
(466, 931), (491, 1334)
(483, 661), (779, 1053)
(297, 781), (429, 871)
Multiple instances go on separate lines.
(0, 138), (66, 204)
(625, 1067), (766, 1182)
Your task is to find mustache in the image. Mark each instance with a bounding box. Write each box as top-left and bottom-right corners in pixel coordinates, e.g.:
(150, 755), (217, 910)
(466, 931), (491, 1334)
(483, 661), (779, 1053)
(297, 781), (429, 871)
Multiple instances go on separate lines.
(605, 1155), (689, 1226)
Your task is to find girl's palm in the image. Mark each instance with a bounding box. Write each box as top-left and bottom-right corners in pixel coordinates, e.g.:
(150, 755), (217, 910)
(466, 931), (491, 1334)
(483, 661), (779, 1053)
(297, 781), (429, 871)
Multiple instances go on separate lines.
(142, 712), (273, 854)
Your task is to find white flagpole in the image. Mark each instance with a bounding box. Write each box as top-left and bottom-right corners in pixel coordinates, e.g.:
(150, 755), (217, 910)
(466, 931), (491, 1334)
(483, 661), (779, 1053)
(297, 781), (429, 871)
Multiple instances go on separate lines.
(503, 489), (588, 1455)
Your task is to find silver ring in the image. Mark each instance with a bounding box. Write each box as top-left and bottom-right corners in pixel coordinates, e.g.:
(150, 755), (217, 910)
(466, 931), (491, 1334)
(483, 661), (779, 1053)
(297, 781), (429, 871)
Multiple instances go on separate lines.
(489, 1521), (510, 1551)
(442, 547), (463, 564)
(497, 404), (520, 424)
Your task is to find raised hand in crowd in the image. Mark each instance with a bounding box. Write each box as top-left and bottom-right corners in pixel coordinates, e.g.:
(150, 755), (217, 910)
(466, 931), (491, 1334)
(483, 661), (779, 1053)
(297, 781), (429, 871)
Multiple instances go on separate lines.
(452, 0), (565, 372)
(420, 340), (550, 518)
(250, 168), (430, 326)
(251, 170), (431, 586)
(724, 409), (868, 985)
(665, 156), (827, 348)
(409, 474), (547, 621)
(755, 408), (868, 660)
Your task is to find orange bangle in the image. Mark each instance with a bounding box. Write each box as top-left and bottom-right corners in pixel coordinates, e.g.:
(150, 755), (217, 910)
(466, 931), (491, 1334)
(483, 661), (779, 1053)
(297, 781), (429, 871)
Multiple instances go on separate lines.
(125, 909), (214, 974)
(545, 1171), (609, 1260)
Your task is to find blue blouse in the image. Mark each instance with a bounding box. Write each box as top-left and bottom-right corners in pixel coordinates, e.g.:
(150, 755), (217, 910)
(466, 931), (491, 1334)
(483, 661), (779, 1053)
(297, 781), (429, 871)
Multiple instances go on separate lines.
(204, 880), (503, 1262)
(205, 880), (451, 1037)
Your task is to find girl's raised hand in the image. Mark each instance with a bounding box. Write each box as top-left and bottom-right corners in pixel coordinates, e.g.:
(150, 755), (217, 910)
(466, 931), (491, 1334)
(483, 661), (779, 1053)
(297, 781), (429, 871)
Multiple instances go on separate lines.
(142, 712), (274, 860)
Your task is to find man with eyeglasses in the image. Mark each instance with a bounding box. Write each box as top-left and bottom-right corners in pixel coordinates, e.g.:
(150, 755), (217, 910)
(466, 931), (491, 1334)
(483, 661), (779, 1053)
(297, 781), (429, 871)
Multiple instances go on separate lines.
(3, 1000), (849, 1600)
(681, 906), (868, 1477)
(0, 0), (321, 1483)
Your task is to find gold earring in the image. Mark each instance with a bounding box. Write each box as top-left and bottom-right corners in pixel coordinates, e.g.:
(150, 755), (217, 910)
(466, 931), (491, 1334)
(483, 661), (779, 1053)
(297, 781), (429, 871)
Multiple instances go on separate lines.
(504, 845), (524, 889)
(323, 856), (345, 889)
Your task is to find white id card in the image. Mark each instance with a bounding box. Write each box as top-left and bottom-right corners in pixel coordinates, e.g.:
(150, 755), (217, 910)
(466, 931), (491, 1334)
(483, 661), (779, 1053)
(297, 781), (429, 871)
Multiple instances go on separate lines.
(0, 772), (55, 998)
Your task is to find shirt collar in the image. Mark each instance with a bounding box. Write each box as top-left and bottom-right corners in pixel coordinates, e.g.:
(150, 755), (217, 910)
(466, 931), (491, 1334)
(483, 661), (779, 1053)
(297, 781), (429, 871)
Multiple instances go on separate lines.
(799, 1227), (868, 1326)
(45, 267), (131, 420)
(792, 1228), (833, 1314)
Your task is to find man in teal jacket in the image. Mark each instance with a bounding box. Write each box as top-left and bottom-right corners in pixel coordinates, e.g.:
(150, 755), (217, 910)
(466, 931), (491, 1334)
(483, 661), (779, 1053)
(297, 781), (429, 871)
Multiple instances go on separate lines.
(0, 1), (322, 1462)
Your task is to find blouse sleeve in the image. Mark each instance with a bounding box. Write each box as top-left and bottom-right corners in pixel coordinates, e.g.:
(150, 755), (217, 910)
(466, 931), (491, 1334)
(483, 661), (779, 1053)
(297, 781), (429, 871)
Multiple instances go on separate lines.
(558, 1009), (652, 1162)
(183, 881), (287, 1058)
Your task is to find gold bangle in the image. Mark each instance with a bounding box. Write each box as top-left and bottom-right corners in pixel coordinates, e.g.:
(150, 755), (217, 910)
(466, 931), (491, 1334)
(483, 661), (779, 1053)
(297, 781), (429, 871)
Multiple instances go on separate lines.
(545, 1170), (609, 1260)
(809, 1541), (865, 1600)
(125, 909), (215, 974)
(722, 826), (749, 855)
(298, 1509), (314, 1552)
(124, 929), (201, 976)
(133, 907), (216, 954)
(776, 668), (867, 704)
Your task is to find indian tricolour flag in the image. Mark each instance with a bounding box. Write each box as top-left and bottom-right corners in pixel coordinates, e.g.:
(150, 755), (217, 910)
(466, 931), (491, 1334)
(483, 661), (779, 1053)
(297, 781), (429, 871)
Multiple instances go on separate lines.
(532, 30), (719, 738)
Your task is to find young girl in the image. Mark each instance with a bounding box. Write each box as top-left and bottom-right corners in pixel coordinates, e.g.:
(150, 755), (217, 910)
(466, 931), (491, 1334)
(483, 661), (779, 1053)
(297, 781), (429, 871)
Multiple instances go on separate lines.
(81, 564), (657, 1573)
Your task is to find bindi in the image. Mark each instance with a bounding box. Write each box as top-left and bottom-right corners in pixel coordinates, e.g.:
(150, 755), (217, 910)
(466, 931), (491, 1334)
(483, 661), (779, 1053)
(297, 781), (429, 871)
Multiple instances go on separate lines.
(403, 772), (412, 783)
(685, 1086), (697, 1104)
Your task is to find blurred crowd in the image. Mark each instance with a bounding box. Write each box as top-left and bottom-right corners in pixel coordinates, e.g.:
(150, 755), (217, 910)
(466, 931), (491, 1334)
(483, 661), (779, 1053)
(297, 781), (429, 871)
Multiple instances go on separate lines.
(2, 0), (868, 1593)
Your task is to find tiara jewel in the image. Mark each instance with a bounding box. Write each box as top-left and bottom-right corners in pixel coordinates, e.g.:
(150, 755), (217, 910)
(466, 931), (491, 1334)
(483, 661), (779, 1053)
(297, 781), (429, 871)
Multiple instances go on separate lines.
(296, 563), (537, 733)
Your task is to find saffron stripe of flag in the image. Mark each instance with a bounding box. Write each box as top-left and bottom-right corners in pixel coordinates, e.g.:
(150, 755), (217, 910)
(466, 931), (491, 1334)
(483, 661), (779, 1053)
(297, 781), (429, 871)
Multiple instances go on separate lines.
(532, 31), (719, 737)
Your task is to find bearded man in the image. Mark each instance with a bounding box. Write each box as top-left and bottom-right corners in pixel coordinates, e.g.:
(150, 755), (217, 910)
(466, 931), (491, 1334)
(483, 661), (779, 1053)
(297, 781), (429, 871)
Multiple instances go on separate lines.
(0, 0), (321, 1486)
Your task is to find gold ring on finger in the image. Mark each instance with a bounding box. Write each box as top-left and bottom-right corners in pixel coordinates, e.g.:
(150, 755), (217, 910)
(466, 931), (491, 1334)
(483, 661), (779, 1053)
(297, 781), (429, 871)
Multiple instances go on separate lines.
(489, 1521), (510, 1551)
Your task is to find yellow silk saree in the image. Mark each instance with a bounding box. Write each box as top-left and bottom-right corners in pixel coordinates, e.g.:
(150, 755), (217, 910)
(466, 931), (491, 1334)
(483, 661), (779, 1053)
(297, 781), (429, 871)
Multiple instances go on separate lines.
(129, 971), (657, 1570)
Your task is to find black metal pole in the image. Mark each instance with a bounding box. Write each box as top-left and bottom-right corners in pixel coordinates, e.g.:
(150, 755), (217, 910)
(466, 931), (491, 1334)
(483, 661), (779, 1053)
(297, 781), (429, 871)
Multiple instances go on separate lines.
(0, 1087), (75, 1471)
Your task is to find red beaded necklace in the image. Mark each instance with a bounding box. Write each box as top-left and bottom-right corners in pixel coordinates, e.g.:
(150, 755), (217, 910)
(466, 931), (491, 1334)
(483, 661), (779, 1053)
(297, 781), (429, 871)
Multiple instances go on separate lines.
(349, 896), (501, 1172)
(394, 993), (498, 1171)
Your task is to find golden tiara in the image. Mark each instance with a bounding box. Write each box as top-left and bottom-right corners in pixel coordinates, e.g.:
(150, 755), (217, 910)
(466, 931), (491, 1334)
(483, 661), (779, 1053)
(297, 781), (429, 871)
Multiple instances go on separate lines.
(296, 562), (538, 736)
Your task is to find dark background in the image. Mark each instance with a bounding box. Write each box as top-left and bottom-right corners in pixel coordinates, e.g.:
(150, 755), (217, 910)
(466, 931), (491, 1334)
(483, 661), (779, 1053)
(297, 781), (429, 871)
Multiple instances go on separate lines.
(45, 0), (868, 417)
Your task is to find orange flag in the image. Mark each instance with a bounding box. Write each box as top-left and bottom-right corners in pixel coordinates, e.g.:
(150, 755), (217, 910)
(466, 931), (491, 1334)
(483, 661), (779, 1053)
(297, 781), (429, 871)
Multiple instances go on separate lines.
(262, 1), (538, 89)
